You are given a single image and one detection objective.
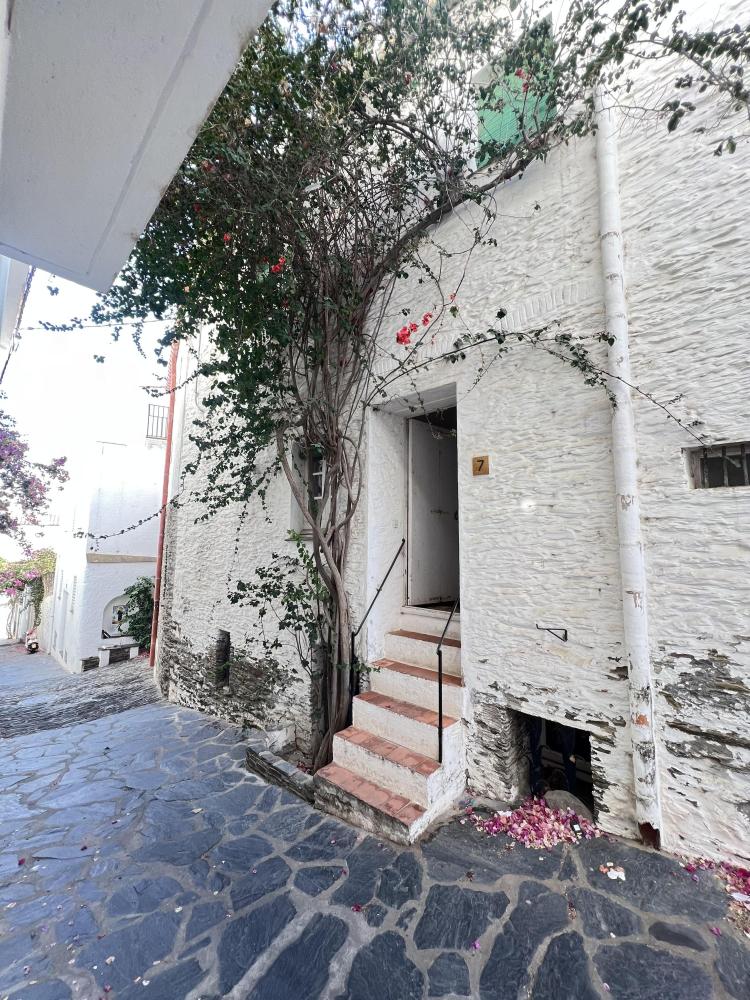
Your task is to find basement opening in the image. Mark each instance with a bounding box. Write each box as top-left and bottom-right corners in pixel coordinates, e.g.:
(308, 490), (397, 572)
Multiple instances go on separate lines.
(214, 629), (231, 687)
(518, 710), (595, 814)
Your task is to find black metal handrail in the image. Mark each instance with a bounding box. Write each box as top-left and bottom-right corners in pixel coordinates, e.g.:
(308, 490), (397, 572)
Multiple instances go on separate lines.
(348, 538), (406, 722)
(436, 598), (459, 764)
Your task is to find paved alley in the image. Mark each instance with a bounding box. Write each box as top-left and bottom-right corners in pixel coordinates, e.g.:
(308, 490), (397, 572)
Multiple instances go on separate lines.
(0, 645), (160, 740)
(0, 659), (748, 999)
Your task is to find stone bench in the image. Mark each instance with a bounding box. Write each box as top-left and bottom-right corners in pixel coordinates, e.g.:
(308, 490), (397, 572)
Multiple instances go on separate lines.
(98, 642), (140, 668)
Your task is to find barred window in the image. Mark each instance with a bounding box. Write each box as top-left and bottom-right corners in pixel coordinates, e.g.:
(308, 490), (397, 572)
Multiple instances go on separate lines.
(146, 403), (168, 440)
(687, 443), (750, 489)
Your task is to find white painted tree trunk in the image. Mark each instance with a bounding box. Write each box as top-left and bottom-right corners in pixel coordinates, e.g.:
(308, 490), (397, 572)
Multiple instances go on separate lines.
(595, 89), (662, 835)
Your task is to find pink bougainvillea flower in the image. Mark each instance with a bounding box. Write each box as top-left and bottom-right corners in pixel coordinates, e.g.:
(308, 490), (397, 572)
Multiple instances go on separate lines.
(396, 327), (411, 346)
(471, 940), (481, 951)
(351, 903), (362, 912)
(709, 926), (722, 936)
(223, 233), (232, 244)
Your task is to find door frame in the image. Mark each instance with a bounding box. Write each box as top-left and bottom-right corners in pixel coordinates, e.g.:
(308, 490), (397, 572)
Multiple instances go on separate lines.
(406, 403), (460, 608)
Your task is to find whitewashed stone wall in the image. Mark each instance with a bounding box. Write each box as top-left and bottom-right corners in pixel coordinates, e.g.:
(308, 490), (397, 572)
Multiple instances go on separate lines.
(161, 11), (749, 860)
(157, 351), (315, 750)
(364, 136), (638, 838)
(616, 39), (750, 861)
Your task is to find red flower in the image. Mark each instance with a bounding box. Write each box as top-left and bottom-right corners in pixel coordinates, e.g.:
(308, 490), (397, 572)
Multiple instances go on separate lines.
(278, 256), (286, 265)
(422, 312), (433, 326)
(396, 327), (411, 346)
(17, 857), (25, 866)
(271, 263), (281, 273)
(408, 322), (418, 333)
(515, 68), (526, 79)
(449, 292), (457, 302)
(223, 233), (232, 244)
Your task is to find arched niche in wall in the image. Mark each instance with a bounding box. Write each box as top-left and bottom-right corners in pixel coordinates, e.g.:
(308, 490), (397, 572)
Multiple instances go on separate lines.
(102, 593), (130, 639)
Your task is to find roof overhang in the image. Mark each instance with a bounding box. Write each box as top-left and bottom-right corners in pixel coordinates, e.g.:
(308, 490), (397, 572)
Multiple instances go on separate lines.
(0, 0), (270, 291)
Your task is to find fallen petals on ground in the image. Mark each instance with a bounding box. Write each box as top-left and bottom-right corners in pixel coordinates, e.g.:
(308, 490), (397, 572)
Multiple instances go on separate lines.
(466, 797), (602, 849)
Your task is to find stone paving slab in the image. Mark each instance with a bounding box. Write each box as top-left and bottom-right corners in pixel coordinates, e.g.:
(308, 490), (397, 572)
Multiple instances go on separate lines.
(0, 667), (748, 999)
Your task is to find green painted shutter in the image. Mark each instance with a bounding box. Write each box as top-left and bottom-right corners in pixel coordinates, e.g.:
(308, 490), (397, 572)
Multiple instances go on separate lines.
(477, 71), (553, 168)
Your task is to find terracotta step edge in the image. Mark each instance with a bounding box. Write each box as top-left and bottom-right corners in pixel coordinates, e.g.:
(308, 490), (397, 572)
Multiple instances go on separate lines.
(335, 725), (441, 775)
(316, 762), (425, 824)
(372, 658), (463, 687)
(389, 628), (461, 649)
(355, 690), (458, 727)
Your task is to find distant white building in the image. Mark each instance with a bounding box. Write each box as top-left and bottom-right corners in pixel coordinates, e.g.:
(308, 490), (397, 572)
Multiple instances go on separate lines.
(49, 413), (166, 671)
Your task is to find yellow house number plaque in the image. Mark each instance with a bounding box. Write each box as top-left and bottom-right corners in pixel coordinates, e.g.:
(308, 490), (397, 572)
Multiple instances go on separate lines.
(472, 455), (490, 476)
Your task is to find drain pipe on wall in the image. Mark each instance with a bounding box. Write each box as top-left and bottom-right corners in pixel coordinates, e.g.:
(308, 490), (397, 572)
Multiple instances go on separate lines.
(595, 89), (662, 845)
(149, 339), (179, 669)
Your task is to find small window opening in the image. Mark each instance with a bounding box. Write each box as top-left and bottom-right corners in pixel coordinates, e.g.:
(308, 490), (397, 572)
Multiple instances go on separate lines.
(309, 453), (325, 502)
(687, 442), (750, 489)
(521, 711), (594, 814)
(215, 629), (231, 686)
(146, 403), (168, 440)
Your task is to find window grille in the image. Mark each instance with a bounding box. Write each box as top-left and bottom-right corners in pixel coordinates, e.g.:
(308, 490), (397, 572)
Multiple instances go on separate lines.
(309, 454), (325, 502)
(687, 443), (750, 489)
(146, 403), (168, 440)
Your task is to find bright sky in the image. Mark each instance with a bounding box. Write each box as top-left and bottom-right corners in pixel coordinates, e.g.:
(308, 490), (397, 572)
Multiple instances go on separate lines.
(3, 270), (167, 463)
(1, 270), (169, 559)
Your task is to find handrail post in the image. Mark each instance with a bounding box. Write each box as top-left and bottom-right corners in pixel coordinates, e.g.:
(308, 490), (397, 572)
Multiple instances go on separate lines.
(437, 648), (443, 764)
(435, 598), (458, 768)
(348, 537), (406, 726)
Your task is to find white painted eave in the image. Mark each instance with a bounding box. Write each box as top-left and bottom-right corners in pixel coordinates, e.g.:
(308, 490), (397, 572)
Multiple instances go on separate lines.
(0, 0), (271, 292)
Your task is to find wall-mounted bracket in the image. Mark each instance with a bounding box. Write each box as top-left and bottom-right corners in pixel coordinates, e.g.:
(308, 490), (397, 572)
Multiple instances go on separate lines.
(535, 624), (568, 643)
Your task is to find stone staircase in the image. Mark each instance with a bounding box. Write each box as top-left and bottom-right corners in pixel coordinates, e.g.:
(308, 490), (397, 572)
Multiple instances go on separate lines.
(315, 612), (466, 844)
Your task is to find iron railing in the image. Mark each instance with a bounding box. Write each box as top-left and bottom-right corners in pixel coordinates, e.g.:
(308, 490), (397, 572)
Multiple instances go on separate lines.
(436, 598), (459, 764)
(348, 538), (405, 722)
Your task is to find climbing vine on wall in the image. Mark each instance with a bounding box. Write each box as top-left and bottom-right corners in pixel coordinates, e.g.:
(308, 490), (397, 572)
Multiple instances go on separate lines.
(90, 0), (750, 768)
(0, 549), (56, 634)
(122, 575), (156, 650)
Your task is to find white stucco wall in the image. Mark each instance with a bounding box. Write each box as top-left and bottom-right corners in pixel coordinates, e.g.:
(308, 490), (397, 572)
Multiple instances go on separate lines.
(49, 439), (162, 670)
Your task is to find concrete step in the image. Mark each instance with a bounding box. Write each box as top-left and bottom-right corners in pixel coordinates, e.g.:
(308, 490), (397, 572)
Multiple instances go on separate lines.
(333, 725), (442, 807)
(352, 690), (460, 760)
(370, 658), (465, 718)
(398, 606), (461, 642)
(314, 762), (426, 844)
(384, 628), (461, 674)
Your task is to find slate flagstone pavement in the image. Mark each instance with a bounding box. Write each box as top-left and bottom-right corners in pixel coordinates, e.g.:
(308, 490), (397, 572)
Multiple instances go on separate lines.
(0, 645), (748, 999)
